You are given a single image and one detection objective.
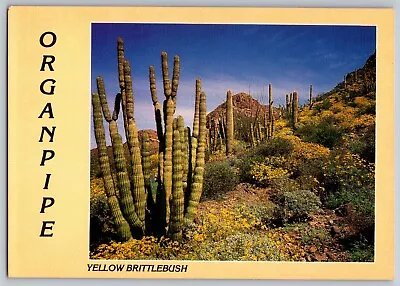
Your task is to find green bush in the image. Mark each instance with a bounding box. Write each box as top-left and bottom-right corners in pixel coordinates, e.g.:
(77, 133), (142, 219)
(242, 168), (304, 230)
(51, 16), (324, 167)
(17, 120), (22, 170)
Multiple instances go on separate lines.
(275, 189), (321, 223)
(202, 161), (239, 200)
(236, 155), (264, 183)
(251, 137), (294, 157)
(295, 121), (342, 149)
(90, 180), (118, 248)
(348, 241), (374, 262)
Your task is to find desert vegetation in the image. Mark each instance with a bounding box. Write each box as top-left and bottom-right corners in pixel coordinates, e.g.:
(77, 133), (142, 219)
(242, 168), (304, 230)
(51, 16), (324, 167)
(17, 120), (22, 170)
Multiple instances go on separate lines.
(90, 37), (375, 262)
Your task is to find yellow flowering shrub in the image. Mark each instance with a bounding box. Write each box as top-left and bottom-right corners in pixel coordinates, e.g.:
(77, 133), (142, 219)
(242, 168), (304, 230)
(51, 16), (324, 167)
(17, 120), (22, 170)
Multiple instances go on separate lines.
(250, 162), (290, 186)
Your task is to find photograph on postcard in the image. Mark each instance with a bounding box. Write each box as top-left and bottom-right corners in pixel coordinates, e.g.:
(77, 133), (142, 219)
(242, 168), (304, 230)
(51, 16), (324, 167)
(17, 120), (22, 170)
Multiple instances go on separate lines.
(89, 23), (376, 262)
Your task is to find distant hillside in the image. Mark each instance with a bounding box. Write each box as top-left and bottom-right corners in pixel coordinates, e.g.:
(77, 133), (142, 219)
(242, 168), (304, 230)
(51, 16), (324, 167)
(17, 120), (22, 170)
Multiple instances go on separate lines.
(207, 92), (280, 124)
(296, 52), (376, 162)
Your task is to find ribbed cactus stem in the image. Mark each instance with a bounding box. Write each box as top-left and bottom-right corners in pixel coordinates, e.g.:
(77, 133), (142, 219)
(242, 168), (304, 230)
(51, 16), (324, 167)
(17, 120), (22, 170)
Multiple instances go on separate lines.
(96, 77), (112, 122)
(149, 66), (164, 142)
(292, 91), (298, 129)
(117, 38), (125, 89)
(250, 123), (255, 147)
(185, 92), (206, 224)
(171, 55), (180, 104)
(268, 83), (273, 138)
(117, 38), (129, 136)
(181, 123), (189, 192)
(109, 119), (143, 233)
(226, 90), (234, 155)
(309, 84), (313, 109)
(163, 96), (175, 227)
(169, 116), (185, 240)
(124, 60), (134, 120)
(161, 51), (172, 98)
(193, 79), (201, 138)
(258, 122), (263, 142)
(141, 132), (152, 200)
(92, 92), (132, 241)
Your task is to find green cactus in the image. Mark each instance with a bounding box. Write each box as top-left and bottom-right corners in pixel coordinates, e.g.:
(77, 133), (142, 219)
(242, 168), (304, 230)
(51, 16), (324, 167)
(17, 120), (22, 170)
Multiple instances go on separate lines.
(92, 92), (132, 241)
(292, 91), (298, 129)
(309, 84), (313, 109)
(185, 92), (206, 225)
(96, 77), (144, 235)
(250, 122), (255, 147)
(226, 90), (234, 155)
(169, 116), (185, 240)
(268, 83), (274, 138)
(93, 39), (208, 241)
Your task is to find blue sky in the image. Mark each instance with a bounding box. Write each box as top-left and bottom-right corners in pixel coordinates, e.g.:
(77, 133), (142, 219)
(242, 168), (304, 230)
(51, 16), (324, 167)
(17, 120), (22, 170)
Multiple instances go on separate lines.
(91, 23), (375, 147)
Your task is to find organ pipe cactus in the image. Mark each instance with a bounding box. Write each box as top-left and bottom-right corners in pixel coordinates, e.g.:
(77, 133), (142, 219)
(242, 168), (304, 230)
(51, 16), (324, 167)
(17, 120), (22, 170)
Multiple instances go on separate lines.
(92, 38), (207, 241)
(226, 90), (234, 155)
(292, 91), (299, 129)
(268, 83), (274, 138)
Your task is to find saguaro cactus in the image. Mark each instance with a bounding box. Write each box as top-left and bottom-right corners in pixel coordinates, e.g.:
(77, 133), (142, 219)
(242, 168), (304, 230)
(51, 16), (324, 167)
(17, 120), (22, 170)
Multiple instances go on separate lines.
(226, 90), (234, 155)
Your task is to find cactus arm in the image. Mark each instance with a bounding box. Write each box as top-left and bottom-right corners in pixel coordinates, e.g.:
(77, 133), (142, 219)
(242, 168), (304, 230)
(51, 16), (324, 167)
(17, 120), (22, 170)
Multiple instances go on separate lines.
(92, 92), (132, 241)
(171, 55), (180, 104)
(149, 66), (164, 143)
(161, 51), (172, 98)
(96, 77), (112, 122)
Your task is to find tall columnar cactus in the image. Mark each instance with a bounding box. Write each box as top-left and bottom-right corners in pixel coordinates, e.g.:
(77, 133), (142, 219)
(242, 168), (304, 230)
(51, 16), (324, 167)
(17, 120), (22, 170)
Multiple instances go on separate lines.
(250, 123), (255, 147)
(309, 84), (313, 109)
(344, 75), (347, 89)
(292, 91), (298, 129)
(268, 83), (274, 138)
(184, 92), (207, 225)
(285, 93), (290, 119)
(226, 90), (234, 155)
(92, 91), (132, 241)
(92, 39), (207, 241)
(95, 77), (144, 236)
(169, 116), (185, 240)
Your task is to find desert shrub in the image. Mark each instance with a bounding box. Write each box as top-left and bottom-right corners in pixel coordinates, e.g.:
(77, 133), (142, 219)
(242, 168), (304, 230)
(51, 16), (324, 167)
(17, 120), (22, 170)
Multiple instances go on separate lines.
(275, 189), (321, 223)
(251, 137), (294, 157)
(202, 161), (239, 199)
(236, 155), (264, 183)
(231, 140), (247, 155)
(90, 179), (118, 248)
(295, 121), (343, 149)
(91, 203), (308, 261)
(348, 241), (374, 262)
(250, 161), (290, 187)
(348, 125), (375, 163)
(322, 151), (375, 216)
(315, 98), (332, 111)
(239, 201), (280, 226)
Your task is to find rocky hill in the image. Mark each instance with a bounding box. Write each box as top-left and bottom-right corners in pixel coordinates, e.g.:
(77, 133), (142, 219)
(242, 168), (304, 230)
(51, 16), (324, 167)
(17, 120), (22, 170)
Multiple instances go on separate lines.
(206, 92), (280, 124)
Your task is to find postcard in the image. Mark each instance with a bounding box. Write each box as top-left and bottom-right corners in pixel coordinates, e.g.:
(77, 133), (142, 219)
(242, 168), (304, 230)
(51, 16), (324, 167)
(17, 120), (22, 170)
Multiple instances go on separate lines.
(7, 6), (394, 279)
